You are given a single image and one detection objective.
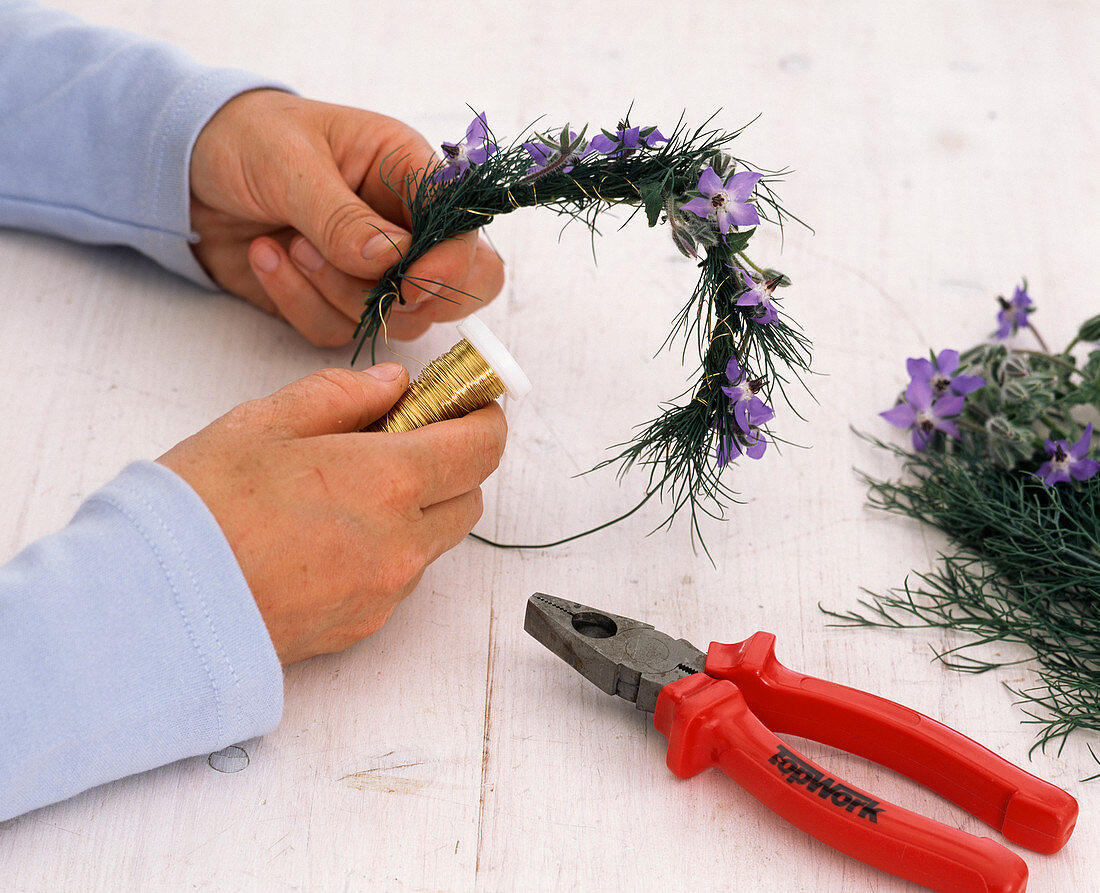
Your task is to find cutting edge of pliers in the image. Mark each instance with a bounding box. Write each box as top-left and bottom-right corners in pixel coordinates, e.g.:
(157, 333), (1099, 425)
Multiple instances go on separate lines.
(524, 592), (705, 713)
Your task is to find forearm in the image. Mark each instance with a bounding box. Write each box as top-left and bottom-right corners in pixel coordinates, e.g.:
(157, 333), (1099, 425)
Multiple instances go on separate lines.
(0, 0), (288, 285)
(0, 461), (283, 822)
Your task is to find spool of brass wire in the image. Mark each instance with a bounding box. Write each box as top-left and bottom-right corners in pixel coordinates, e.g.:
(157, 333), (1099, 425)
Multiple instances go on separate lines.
(368, 315), (531, 433)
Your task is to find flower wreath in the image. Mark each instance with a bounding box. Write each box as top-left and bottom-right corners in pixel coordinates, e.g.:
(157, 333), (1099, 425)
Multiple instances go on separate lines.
(355, 112), (811, 541)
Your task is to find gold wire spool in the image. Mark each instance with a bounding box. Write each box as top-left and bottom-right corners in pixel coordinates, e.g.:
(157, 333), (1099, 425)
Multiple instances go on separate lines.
(367, 338), (507, 433)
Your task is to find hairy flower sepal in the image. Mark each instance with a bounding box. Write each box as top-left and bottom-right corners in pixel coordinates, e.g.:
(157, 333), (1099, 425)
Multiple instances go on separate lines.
(521, 126), (593, 181)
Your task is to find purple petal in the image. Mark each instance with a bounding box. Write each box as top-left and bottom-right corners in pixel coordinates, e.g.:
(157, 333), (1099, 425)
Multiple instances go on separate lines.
(621, 126), (641, 147)
(714, 207), (733, 235)
(724, 201), (761, 228)
(466, 112), (489, 143)
(466, 144), (491, 166)
(588, 133), (617, 154)
(523, 141), (551, 164)
(680, 197), (712, 220)
(904, 379), (934, 411)
(696, 167), (723, 197)
(725, 171), (763, 202)
(1042, 464), (1071, 486)
(747, 398), (775, 427)
(936, 419), (961, 440)
(745, 436), (768, 460)
(950, 374), (986, 396)
(935, 349), (960, 375)
(906, 357), (934, 381)
(933, 394), (966, 418)
(724, 356), (744, 382)
(735, 400), (754, 432)
(717, 436), (740, 466)
(737, 291), (762, 308)
(912, 427), (933, 451)
(642, 127), (667, 145)
(1070, 423), (1094, 460)
(755, 301), (779, 325)
(1071, 458), (1100, 481)
(880, 403), (916, 428)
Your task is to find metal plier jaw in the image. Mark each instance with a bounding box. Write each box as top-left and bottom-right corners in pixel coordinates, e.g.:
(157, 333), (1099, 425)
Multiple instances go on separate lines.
(525, 593), (1080, 893)
(524, 593), (705, 712)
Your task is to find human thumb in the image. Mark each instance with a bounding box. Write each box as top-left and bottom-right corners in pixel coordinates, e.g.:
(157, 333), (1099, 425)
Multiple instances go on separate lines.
(289, 158), (412, 280)
(262, 365), (409, 439)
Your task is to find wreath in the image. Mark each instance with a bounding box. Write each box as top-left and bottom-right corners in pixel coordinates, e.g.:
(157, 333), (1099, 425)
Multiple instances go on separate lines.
(355, 111), (811, 543)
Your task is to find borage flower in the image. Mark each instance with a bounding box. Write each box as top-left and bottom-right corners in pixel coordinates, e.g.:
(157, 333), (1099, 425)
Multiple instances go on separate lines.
(721, 357), (774, 433)
(680, 167), (762, 236)
(734, 268), (781, 325)
(431, 112), (497, 184)
(1036, 424), (1100, 487)
(521, 127), (593, 180)
(880, 379), (965, 451)
(589, 122), (667, 159)
(995, 282), (1034, 340)
(907, 349), (985, 397)
(716, 357), (773, 467)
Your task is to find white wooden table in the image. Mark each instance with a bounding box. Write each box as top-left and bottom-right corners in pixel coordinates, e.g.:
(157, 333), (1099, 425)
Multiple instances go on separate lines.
(2, 1), (1097, 890)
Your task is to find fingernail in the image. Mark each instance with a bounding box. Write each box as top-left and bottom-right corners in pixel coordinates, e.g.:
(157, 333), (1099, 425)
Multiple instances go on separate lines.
(253, 243), (280, 274)
(364, 362), (404, 381)
(361, 232), (405, 264)
(291, 238), (325, 272)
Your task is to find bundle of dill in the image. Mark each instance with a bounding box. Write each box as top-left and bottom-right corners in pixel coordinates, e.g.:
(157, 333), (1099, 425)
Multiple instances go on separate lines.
(830, 293), (1100, 756)
(357, 112), (811, 538)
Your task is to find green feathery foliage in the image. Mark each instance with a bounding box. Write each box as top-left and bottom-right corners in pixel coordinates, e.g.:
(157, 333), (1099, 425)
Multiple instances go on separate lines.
(827, 297), (1100, 760)
(356, 112), (811, 539)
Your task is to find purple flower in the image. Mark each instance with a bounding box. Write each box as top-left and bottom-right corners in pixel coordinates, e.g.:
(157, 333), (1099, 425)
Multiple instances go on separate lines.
(521, 127), (593, 180)
(1036, 424), (1100, 486)
(906, 349), (985, 397)
(995, 283), (1034, 339)
(432, 112), (497, 183)
(880, 379), (966, 451)
(589, 123), (667, 158)
(721, 357), (775, 433)
(734, 268), (780, 325)
(716, 357), (773, 467)
(680, 167), (762, 235)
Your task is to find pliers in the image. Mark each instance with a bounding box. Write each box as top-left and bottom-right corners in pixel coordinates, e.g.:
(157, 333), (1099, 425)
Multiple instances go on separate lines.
(524, 593), (1079, 893)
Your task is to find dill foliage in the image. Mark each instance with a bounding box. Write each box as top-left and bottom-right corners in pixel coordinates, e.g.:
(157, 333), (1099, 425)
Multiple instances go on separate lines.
(356, 113), (811, 538)
(828, 305), (1100, 755)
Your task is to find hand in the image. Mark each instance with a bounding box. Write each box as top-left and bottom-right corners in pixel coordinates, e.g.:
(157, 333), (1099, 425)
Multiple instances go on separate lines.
(157, 363), (507, 664)
(189, 90), (505, 347)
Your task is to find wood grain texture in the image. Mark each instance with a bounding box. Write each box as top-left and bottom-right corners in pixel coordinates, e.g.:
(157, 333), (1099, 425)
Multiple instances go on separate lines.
(1, 1), (1096, 890)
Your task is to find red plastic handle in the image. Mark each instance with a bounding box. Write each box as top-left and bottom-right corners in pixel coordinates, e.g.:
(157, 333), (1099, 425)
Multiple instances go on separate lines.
(655, 674), (1029, 893)
(703, 633), (1077, 853)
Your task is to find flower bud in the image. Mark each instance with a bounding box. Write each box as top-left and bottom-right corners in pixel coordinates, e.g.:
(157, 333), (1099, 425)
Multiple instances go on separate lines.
(1078, 315), (1100, 343)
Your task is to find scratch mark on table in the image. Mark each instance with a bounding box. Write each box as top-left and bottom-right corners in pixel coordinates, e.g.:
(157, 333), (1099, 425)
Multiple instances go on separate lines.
(474, 602), (498, 875)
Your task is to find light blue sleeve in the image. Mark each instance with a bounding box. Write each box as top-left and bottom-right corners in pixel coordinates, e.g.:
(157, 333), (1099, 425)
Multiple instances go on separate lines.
(0, 461), (284, 822)
(0, 0), (290, 286)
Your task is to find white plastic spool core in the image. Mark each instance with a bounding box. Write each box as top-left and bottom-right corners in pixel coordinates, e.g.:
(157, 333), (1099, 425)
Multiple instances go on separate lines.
(457, 315), (532, 400)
